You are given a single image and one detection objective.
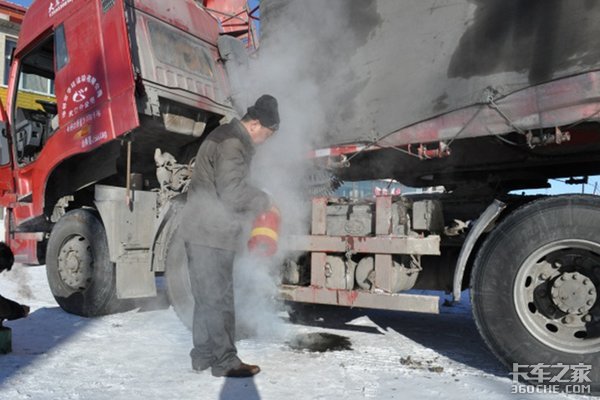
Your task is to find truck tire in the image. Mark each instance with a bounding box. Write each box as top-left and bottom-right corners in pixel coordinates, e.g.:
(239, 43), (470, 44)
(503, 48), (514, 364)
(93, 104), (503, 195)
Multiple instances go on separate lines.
(471, 195), (600, 392)
(163, 213), (193, 330)
(46, 209), (118, 316)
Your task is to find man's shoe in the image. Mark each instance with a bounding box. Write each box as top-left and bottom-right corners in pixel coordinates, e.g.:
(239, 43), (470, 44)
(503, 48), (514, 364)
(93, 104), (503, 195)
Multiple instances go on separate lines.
(212, 363), (261, 378)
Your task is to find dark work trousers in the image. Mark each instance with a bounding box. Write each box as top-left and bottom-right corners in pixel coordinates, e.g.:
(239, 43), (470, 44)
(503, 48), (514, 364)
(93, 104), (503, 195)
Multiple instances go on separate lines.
(184, 242), (241, 375)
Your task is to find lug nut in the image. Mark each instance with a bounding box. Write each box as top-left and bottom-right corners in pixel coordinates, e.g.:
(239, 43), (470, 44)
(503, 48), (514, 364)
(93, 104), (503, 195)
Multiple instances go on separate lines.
(540, 273), (548, 280)
(578, 307), (586, 314)
(583, 315), (593, 323)
(554, 280), (563, 287)
(587, 300), (595, 306)
(590, 289), (596, 295)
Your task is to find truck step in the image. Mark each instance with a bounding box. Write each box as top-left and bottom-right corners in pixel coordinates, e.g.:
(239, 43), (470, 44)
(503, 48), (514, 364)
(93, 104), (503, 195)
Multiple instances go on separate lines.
(279, 285), (439, 314)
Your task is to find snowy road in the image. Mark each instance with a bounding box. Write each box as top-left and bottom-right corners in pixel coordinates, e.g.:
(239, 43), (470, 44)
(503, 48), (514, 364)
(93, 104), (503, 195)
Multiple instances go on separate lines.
(0, 265), (592, 400)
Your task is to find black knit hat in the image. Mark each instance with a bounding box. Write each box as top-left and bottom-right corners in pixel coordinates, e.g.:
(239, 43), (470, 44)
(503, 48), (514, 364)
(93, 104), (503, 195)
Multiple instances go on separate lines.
(247, 94), (280, 131)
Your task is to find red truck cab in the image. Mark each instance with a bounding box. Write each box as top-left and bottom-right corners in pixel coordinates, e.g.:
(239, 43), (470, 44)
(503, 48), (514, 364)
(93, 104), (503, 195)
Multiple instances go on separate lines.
(0, 0), (239, 264)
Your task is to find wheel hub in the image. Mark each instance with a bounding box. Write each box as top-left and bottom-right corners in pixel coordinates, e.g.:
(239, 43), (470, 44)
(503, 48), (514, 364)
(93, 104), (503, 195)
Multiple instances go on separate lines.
(550, 271), (597, 315)
(514, 240), (600, 354)
(57, 235), (93, 290)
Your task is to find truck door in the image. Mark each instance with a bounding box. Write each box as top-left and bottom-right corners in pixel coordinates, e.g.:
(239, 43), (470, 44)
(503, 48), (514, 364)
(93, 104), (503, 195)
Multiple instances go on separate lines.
(0, 89), (15, 244)
(54, 0), (138, 148)
(0, 99), (15, 205)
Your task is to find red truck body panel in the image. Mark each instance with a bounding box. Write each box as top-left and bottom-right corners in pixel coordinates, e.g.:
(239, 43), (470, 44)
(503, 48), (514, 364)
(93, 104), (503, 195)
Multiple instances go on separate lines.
(130, 0), (231, 115)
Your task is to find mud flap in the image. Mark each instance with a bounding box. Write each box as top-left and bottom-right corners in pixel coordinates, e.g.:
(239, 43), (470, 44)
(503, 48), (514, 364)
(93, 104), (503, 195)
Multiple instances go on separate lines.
(116, 250), (156, 299)
(95, 184), (159, 299)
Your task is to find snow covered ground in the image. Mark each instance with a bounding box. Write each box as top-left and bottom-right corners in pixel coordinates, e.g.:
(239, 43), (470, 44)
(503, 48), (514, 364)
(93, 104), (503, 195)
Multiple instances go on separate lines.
(0, 264), (593, 400)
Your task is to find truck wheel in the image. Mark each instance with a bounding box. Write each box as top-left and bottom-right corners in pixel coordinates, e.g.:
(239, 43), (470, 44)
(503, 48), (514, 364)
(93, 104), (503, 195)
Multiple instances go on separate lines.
(472, 195), (600, 391)
(46, 209), (118, 316)
(164, 218), (193, 330)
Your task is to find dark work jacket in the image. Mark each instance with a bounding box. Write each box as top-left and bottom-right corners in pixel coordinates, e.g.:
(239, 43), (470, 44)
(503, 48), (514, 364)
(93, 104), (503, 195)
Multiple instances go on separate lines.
(180, 119), (270, 251)
(0, 294), (27, 321)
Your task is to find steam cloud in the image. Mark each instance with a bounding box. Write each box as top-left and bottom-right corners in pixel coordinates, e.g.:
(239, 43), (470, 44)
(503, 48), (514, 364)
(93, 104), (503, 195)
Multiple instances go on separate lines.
(178, 1), (374, 343)
(232, 0), (370, 340)
(5, 265), (33, 300)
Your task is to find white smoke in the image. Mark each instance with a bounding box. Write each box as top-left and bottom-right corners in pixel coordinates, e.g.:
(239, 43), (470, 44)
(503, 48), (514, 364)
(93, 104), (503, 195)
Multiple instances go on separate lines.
(178, 0), (375, 344)
(3, 265), (33, 300)
(231, 0), (366, 341)
(233, 254), (289, 340)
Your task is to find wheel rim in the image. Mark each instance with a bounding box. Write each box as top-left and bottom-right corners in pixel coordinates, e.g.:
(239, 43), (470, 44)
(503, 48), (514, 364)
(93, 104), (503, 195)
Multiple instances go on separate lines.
(57, 234), (94, 291)
(514, 239), (600, 354)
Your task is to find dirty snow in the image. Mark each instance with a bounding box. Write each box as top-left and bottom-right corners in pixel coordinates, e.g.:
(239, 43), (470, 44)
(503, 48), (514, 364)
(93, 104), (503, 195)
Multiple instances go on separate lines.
(0, 264), (594, 400)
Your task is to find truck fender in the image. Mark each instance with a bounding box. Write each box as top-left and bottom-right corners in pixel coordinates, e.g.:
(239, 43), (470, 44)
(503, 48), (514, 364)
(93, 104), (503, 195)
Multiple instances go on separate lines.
(452, 199), (506, 302)
(150, 193), (186, 272)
